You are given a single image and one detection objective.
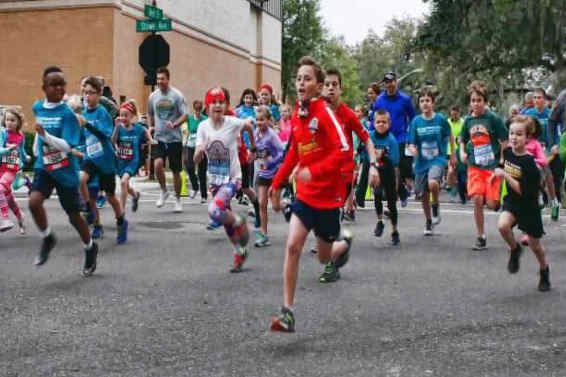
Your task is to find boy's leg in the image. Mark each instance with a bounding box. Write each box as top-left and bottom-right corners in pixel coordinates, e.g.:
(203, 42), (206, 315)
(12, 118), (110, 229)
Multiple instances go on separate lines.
(120, 173), (130, 211)
(497, 211), (517, 249)
(186, 146), (199, 192)
(283, 214), (310, 308)
(527, 236), (548, 270)
(258, 183), (269, 236)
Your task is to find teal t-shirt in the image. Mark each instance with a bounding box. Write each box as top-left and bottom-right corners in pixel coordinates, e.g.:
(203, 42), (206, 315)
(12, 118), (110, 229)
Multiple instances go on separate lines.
(460, 110), (508, 170)
(83, 104), (117, 175)
(185, 114), (207, 148)
(409, 113), (451, 174)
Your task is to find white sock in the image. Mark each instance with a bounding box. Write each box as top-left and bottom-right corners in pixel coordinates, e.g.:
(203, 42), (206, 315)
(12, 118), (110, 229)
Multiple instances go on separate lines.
(84, 239), (93, 250)
(41, 226), (51, 238)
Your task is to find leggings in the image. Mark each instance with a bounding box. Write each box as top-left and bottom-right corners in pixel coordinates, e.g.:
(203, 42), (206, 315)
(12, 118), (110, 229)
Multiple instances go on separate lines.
(374, 167), (398, 226)
(184, 146), (208, 199)
(0, 170), (22, 218)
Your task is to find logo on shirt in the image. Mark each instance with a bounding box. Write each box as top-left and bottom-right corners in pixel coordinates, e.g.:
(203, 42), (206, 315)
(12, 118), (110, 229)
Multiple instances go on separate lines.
(309, 118), (319, 133)
(156, 98), (176, 120)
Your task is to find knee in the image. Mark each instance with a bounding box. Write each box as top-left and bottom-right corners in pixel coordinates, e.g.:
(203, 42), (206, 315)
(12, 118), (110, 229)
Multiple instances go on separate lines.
(154, 159), (164, 169)
(28, 195), (41, 212)
(286, 242), (302, 259)
(497, 220), (510, 234)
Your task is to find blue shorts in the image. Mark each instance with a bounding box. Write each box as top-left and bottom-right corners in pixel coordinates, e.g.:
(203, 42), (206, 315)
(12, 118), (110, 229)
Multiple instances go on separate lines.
(118, 164), (138, 178)
(31, 169), (81, 215)
(291, 200), (340, 243)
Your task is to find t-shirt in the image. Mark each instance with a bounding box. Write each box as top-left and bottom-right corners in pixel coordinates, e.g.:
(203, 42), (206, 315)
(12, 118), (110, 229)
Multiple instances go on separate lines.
(148, 86), (187, 144)
(0, 129), (26, 172)
(83, 105), (116, 175)
(184, 114), (207, 148)
(196, 116), (246, 186)
(32, 100), (81, 187)
(254, 127), (284, 179)
(409, 113), (451, 174)
(235, 105), (256, 148)
(117, 123), (146, 174)
(460, 110), (508, 170)
(370, 130), (399, 167)
(447, 117), (464, 154)
(503, 147), (540, 211)
(524, 107), (550, 148)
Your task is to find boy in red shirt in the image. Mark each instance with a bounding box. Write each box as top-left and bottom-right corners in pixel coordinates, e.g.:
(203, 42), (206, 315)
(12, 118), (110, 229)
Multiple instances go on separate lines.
(268, 56), (352, 333)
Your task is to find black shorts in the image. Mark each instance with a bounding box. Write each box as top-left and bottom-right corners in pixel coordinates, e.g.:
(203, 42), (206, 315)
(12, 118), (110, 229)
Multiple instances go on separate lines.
(502, 200), (544, 239)
(256, 176), (272, 187)
(152, 141), (182, 173)
(31, 169), (82, 214)
(291, 200), (340, 243)
(81, 160), (116, 195)
(241, 162), (254, 189)
(398, 143), (414, 180)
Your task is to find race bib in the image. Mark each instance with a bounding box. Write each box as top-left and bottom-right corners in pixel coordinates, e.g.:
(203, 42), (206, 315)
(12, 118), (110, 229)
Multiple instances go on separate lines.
(473, 144), (495, 167)
(208, 160), (230, 185)
(42, 145), (69, 171)
(118, 142), (133, 161)
(421, 141), (439, 160)
(1, 150), (20, 170)
(86, 141), (103, 158)
(186, 134), (197, 148)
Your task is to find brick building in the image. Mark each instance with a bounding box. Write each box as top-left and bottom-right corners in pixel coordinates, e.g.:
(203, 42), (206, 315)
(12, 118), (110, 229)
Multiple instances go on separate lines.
(0, 0), (282, 129)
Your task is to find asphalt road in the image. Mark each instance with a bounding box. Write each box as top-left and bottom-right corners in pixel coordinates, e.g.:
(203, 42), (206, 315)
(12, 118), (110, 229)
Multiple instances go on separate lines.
(1, 186), (565, 377)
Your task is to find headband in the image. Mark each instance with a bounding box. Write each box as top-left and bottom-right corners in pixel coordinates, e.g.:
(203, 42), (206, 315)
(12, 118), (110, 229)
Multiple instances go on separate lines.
(120, 102), (136, 114)
(205, 87), (226, 107)
(259, 84), (273, 94)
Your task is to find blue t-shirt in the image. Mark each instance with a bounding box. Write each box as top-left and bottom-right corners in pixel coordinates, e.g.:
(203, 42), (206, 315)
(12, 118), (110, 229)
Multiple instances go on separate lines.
(409, 113), (451, 174)
(524, 107), (551, 148)
(117, 123), (146, 175)
(236, 105), (256, 148)
(83, 105), (116, 175)
(32, 100), (81, 187)
(270, 104), (281, 122)
(370, 130), (399, 166)
(370, 90), (416, 143)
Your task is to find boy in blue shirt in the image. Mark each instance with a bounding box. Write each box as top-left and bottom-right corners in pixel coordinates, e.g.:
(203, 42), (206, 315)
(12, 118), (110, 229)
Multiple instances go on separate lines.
(29, 66), (98, 276)
(80, 76), (128, 244)
(409, 88), (455, 235)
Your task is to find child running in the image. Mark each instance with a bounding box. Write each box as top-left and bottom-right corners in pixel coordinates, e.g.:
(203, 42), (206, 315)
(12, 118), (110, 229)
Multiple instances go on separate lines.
(268, 56), (352, 333)
(80, 76), (128, 244)
(460, 80), (508, 250)
(194, 87), (256, 272)
(371, 110), (401, 244)
(0, 108), (28, 233)
(253, 105), (284, 247)
(183, 100), (208, 202)
(29, 66), (98, 276)
(112, 99), (152, 212)
(495, 115), (550, 291)
(408, 87), (455, 235)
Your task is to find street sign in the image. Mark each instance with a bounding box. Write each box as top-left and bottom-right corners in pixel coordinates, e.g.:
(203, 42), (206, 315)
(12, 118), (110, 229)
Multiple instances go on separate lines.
(136, 19), (172, 33)
(139, 34), (170, 74)
(144, 4), (163, 20)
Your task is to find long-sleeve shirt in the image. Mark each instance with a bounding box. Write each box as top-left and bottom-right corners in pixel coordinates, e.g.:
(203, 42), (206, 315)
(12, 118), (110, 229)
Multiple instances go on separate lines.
(334, 103), (370, 180)
(254, 127), (284, 179)
(271, 98), (350, 209)
(82, 104), (117, 175)
(370, 90), (416, 143)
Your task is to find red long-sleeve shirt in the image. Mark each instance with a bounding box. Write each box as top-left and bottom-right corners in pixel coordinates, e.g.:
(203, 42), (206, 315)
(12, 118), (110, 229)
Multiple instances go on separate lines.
(271, 98), (350, 209)
(335, 103), (370, 180)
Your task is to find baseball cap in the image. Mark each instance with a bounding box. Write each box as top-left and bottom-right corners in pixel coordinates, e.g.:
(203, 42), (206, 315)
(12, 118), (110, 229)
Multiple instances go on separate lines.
(379, 72), (397, 84)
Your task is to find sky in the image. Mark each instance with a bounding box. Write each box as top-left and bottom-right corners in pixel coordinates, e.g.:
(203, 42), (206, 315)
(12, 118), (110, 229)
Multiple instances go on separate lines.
(319, 0), (431, 45)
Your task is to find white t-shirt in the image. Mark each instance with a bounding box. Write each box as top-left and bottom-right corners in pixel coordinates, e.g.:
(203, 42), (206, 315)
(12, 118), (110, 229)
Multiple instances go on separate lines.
(196, 116), (246, 186)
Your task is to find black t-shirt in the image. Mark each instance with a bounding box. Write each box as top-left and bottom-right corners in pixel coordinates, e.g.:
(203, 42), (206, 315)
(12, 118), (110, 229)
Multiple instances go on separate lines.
(503, 147), (540, 210)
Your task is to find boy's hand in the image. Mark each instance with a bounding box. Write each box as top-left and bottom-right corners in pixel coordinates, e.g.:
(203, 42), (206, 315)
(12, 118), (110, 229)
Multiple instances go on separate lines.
(35, 123), (46, 137)
(166, 120), (175, 129)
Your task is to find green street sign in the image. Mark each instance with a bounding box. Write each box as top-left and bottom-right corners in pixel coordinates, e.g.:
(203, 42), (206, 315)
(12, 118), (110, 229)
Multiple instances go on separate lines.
(136, 19), (172, 33)
(144, 4), (163, 20)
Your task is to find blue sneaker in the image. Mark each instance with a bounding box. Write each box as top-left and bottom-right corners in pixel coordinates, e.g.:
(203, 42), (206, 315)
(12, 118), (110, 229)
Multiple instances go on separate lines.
(206, 219), (221, 231)
(96, 194), (107, 209)
(91, 224), (104, 240)
(117, 218), (128, 244)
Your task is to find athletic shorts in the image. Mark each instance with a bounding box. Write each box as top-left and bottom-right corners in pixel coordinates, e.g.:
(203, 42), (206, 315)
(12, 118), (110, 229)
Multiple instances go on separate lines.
(31, 169), (81, 214)
(241, 162), (253, 189)
(291, 199), (340, 243)
(414, 164), (444, 199)
(467, 165), (501, 202)
(256, 176), (273, 187)
(151, 141), (182, 173)
(118, 164), (138, 179)
(502, 200), (544, 239)
(81, 160), (116, 195)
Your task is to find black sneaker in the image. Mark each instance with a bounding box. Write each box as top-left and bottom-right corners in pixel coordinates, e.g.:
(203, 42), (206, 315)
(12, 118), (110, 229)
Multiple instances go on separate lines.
(472, 236), (487, 250)
(391, 230), (400, 245)
(132, 192), (141, 212)
(82, 242), (98, 277)
(34, 233), (57, 266)
(374, 221), (385, 237)
(270, 306), (295, 333)
(334, 230), (353, 269)
(507, 243), (523, 274)
(424, 219), (433, 236)
(538, 266), (551, 292)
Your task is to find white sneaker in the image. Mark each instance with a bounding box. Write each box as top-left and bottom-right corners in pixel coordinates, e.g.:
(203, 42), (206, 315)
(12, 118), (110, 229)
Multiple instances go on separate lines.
(156, 191), (170, 208)
(0, 218), (14, 232)
(432, 216), (441, 226)
(188, 190), (197, 199)
(174, 198), (183, 213)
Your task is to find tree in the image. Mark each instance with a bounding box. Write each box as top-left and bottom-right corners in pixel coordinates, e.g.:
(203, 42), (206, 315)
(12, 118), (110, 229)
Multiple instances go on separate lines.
(281, 0), (325, 103)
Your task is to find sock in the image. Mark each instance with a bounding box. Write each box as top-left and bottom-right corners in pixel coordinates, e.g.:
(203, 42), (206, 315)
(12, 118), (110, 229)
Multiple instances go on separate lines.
(41, 226), (52, 238)
(84, 238), (93, 250)
(432, 202), (439, 217)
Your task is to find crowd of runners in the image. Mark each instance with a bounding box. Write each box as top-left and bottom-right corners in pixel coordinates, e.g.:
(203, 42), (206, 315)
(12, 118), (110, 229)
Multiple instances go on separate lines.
(2, 55), (565, 333)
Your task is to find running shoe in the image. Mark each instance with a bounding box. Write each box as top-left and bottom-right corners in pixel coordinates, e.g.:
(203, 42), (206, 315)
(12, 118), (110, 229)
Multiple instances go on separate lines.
(538, 266), (551, 292)
(92, 224), (104, 240)
(0, 218), (14, 232)
(174, 197), (183, 213)
(230, 247), (248, 273)
(156, 190), (170, 208)
(270, 306), (296, 333)
(188, 189), (197, 199)
(96, 194), (107, 209)
(374, 221), (385, 237)
(520, 234), (529, 246)
(132, 192), (141, 212)
(424, 219), (433, 236)
(206, 219), (221, 231)
(334, 229), (353, 269)
(17, 215), (25, 235)
(507, 243), (523, 274)
(117, 218), (128, 245)
(472, 235), (487, 251)
(82, 242), (98, 277)
(551, 204), (560, 221)
(431, 204), (441, 225)
(319, 261), (340, 283)
(200, 197), (207, 204)
(254, 232), (271, 247)
(34, 233), (57, 266)
(238, 196), (249, 206)
(391, 230), (400, 246)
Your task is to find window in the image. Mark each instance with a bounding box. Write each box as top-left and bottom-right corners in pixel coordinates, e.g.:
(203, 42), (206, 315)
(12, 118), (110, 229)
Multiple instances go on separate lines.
(248, 0), (281, 20)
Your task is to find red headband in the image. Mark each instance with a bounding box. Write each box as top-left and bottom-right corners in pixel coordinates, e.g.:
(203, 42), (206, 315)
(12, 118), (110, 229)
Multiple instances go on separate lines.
(120, 102), (135, 114)
(205, 87), (226, 107)
(259, 84), (273, 94)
